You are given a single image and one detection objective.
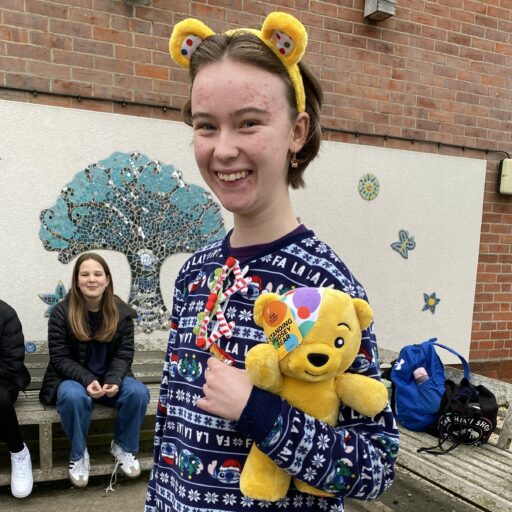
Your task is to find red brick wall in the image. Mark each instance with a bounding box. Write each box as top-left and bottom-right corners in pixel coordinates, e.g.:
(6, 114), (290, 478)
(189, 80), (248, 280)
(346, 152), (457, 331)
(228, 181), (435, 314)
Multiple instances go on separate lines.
(1, 1), (511, 380)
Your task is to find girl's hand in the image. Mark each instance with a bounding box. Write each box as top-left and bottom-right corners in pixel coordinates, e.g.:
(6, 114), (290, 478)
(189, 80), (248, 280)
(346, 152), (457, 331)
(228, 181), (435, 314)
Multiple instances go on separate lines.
(197, 357), (253, 421)
(102, 383), (119, 398)
(87, 379), (105, 399)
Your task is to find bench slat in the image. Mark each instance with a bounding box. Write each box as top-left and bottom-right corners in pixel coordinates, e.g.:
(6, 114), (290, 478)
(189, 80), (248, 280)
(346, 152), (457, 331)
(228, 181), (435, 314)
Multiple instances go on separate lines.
(398, 430), (512, 512)
(399, 428), (512, 489)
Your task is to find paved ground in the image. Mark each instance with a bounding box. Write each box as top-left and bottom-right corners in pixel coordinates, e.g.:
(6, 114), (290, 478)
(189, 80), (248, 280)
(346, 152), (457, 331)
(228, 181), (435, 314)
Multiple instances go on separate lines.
(0, 472), (149, 512)
(0, 465), (483, 512)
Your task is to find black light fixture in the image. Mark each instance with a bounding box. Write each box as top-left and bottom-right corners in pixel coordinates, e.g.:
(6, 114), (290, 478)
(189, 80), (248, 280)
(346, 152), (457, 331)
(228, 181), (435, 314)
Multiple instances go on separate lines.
(364, 0), (397, 22)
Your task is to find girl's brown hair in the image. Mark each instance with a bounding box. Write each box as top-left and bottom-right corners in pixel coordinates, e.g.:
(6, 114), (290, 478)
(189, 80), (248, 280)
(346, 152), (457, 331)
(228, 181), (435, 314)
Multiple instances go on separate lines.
(182, 32), (323, 189)
(68, 252), (119, 342)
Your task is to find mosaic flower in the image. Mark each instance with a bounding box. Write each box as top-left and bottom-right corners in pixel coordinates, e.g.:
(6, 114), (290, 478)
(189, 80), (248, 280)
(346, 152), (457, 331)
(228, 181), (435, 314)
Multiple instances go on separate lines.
(358, 173), (380, 201)
(38, 280), (66, 317)
(423, 292), (440, 314)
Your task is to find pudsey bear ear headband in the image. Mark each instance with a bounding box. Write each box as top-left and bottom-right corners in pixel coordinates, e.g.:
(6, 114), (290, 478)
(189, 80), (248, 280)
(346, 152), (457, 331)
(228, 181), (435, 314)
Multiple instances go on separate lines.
(169, 12), (308, 113)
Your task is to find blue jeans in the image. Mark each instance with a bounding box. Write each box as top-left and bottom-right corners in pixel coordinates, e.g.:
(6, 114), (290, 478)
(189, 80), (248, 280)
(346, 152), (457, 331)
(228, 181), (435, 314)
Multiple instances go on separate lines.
(56, 377), (150, 461)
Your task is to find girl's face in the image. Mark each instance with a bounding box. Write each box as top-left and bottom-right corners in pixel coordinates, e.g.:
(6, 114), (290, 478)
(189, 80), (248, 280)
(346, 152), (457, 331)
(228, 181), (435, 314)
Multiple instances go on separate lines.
(77, 259), (110, 307)
(191, 59), (308, 222)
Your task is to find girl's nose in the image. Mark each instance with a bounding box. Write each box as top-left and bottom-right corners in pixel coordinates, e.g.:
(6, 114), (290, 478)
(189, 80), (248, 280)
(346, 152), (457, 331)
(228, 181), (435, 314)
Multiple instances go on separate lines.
(214, 131), (239, 161)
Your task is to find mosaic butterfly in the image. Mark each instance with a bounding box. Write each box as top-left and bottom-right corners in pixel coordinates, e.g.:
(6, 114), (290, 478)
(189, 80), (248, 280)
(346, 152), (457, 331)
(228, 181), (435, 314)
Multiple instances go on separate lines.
(391, 230), (416, 259)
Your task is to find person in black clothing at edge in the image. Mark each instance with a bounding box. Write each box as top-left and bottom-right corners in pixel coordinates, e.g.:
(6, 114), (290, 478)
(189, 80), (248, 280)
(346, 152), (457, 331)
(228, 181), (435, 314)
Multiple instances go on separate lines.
(0, 299), (33, 498)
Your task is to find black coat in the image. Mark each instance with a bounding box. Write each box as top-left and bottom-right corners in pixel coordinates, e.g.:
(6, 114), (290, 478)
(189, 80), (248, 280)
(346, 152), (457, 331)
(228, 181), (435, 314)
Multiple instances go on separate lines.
(39, 298), (137, 405)
(0, 299), (31, 391)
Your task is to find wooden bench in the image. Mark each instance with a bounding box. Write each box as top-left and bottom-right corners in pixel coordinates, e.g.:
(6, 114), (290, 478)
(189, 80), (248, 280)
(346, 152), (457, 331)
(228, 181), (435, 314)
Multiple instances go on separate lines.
(379, 347), (512, 512)
(0, 338), (165, 485)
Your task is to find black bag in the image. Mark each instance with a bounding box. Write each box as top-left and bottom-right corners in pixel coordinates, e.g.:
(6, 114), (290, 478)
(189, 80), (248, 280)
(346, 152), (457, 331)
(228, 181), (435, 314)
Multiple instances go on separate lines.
(418, 377), (498, 455)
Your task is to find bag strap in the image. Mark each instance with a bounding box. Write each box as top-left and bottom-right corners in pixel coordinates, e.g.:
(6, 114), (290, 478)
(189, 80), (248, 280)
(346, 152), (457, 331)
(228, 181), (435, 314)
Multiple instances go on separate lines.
(417, 435), (463, 455)
(430, 341), (471, 380)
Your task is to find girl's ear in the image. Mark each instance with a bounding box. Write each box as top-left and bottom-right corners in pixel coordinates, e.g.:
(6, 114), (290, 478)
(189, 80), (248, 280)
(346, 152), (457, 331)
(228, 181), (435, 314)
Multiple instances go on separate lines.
(290, 111), (310, 153)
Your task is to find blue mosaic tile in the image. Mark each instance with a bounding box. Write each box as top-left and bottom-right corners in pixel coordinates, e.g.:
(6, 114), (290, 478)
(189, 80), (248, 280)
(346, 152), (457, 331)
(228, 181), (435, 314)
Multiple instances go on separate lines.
(25, 342), (37, 354)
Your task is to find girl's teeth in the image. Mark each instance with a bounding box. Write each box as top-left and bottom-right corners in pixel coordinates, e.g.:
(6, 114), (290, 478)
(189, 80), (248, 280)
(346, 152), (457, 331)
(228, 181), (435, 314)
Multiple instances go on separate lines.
(218, 171), (248, 182)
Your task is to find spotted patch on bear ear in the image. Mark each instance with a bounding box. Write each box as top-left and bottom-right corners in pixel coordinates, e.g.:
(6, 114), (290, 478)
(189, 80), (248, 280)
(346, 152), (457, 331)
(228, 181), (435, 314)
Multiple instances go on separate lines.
(260, 12), (307, 68)
(169, 18), (215, 69)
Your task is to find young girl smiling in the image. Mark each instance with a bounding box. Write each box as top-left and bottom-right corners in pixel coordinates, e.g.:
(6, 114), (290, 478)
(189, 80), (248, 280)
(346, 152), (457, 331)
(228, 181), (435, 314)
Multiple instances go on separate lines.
(40, 252), (150, 488)
(146, 12), (398, 512)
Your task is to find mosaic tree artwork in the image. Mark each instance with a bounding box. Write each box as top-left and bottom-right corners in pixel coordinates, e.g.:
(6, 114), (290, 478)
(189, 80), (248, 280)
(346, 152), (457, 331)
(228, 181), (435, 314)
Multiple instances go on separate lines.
(40, 152), (225, 333)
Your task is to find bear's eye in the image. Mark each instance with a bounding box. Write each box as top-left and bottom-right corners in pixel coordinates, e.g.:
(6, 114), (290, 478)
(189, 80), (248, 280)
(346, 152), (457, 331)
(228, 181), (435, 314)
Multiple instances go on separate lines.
(334, 337), (344, 348)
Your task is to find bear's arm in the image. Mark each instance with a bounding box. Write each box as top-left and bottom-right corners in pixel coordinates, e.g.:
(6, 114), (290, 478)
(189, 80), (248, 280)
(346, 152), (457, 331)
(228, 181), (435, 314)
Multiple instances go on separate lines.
(245, 344), (283, 394)
(335, 373), (388, 418)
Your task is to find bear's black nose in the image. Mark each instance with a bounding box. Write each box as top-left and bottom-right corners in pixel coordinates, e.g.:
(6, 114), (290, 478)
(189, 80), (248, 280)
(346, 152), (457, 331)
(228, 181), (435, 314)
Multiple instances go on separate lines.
(307, 353), (329, 367)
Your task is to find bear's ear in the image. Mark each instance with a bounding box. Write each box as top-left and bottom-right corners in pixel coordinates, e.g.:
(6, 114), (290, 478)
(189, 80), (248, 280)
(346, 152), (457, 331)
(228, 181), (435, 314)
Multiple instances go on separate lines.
(353, 298), (373, 331)
(260, 12), (307, 69)
(169, 18), (215, 69)
(254, 292), (281, 327)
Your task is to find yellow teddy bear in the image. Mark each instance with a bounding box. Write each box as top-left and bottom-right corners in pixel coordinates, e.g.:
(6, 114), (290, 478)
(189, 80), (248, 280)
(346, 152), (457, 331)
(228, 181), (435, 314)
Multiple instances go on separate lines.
(240, 287), (388, 501)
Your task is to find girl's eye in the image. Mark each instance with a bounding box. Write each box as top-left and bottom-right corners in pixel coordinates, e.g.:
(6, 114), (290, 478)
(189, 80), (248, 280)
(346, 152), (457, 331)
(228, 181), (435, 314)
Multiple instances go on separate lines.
(194, 123), (215, 131)
(241, 120), (259, 129)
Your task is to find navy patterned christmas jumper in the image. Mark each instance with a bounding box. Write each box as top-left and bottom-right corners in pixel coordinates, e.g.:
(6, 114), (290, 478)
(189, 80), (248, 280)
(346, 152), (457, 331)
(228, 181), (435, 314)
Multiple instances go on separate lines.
(145, 228), (399, 512)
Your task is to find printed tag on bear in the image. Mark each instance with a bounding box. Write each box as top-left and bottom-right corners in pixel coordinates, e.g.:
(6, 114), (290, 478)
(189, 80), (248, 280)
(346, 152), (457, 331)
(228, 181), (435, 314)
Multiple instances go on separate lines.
(261, 300), (303, 359)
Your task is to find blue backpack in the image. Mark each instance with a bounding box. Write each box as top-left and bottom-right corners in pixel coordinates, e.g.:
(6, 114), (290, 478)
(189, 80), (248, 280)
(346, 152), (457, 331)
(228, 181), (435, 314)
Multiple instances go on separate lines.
(389, 338), (471, 431)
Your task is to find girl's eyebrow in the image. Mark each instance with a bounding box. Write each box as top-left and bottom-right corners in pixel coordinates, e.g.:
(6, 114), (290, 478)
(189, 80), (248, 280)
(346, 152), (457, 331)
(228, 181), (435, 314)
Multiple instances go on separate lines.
(232, 107), (269, 117)
(191, 107), (269, 121)
(190, 111), (212, 121)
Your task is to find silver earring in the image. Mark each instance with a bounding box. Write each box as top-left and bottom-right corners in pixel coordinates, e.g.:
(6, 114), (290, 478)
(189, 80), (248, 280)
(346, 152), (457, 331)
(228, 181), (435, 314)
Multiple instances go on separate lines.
(290, 153), (298, 169)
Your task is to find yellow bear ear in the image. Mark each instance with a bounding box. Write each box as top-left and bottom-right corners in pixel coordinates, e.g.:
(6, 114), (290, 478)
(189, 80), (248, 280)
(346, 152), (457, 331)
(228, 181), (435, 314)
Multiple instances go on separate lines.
(260, 12), (307, 68)
(353, 298), (373, 331)
(254, 292), (281, 327)
(169, 18), (215, 69)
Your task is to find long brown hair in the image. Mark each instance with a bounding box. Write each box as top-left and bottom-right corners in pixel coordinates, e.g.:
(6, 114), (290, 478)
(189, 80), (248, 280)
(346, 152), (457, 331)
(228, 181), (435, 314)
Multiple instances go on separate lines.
(68, 253), (119, 342)
(182, 32), (323, 189)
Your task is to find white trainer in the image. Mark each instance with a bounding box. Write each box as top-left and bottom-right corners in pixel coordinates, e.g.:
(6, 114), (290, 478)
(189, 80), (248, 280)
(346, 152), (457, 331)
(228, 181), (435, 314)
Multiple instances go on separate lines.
(68, 448), (90, 488)
(110, 441), (141, 478)
(10, 444), (33, 498)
